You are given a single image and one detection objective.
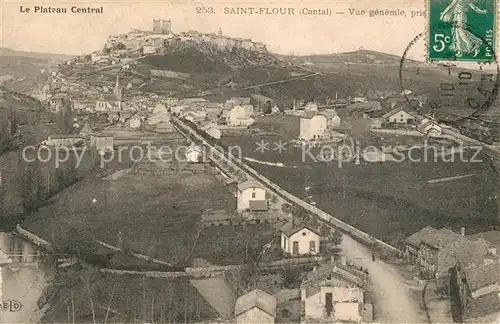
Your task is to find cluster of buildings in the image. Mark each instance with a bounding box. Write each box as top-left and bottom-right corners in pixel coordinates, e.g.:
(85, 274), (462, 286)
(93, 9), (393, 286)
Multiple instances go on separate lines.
(405, 226), (500, 319)
(233, 255), (371, 323)
(101, 19), (267, 58)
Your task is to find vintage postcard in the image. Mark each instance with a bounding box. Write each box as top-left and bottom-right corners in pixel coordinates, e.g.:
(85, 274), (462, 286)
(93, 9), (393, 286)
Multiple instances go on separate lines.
(1, 0), (500, 323)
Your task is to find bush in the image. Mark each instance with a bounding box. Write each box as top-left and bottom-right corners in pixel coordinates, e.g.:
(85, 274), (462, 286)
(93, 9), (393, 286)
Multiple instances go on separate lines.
(281, 266), (302, 289)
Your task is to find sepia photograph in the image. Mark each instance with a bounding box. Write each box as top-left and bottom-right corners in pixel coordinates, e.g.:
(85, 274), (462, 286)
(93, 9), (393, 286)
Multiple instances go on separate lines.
(0, 0), (499, 323)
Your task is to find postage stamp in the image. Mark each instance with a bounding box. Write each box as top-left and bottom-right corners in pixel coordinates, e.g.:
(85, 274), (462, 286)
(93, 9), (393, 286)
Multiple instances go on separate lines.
(427, 0), (497, 62)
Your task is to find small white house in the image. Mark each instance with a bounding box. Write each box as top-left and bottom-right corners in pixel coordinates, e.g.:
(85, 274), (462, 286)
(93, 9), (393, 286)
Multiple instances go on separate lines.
(229, 105), (255, 126)
(205, 126), (222, 139)
(129, 116), (141, 129)
(418, 118), (442, 137)
(301, 263), (368, 323)
(280, 222), (321, 255)
(237, 180), (266, 211)
(185, 144), (203, 163)
(382, 106), (416, 124)
(299, 113), (328, 141)
(235, 289), (276, 324)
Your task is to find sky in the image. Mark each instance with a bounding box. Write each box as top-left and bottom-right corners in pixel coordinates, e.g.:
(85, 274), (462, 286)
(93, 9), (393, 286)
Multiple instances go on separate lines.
(1, 0), (498, 65)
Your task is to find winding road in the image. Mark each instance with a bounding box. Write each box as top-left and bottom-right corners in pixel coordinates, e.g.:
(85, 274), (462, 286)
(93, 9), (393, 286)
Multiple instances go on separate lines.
(340, 236), (425, 323)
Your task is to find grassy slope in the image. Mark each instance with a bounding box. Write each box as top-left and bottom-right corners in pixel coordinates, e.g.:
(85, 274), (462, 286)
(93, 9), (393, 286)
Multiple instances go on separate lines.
(23, 171), (237, 265)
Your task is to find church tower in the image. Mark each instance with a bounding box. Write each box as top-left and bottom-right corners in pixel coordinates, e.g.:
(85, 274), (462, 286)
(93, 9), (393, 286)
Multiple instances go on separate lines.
(114, 75), (122, 101)
(218, 26), (223, 36)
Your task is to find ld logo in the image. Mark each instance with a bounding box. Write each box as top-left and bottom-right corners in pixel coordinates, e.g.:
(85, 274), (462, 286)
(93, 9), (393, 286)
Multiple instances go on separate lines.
(1, 300), (22, 312)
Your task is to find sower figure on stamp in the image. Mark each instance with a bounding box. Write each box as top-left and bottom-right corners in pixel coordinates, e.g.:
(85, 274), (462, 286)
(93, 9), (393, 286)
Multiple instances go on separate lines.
(439, 0), (488, 57)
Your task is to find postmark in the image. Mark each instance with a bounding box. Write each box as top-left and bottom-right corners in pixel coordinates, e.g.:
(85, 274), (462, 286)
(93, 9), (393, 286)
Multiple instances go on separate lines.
(399, 27), (500, 124)
(427, 0), (497, 62)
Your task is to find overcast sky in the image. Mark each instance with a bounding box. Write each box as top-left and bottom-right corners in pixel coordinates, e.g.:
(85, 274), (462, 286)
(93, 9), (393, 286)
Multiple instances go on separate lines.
(1, 0), (498, 65)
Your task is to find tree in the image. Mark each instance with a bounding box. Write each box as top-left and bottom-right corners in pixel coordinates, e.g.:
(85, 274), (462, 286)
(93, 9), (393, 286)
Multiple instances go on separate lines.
(268, 194), (279, 205)
(114, 43), (126, 50)
(264, 101), (272, 114)
(236, 226), (274, 290)
(281, 203), (293, 214)
(281, 266), (302, 289)
(56, 228), (99, 263)
(327, 228), (342, 245)
(19, 163), (45, 212)
(57, 103), (74, 134)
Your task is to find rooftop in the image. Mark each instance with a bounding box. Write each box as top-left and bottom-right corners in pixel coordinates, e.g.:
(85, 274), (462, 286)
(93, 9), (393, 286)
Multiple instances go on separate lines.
(300, 111), (327, 119)
(237, 180), (262, 192)
(465, 262), (500, 291)
(249, 200), (268, 212)
(420, 228), (462, 249)
(234, 289), (276, 318)
(467, 230), (500, 248)
(280, 220), (319, 237)
(406, 226), (438, 247)
(49, 134), (83, 139)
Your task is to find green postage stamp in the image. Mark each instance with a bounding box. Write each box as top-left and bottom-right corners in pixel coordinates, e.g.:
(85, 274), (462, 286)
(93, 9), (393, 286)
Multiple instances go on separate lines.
(427, 0), (497, 62)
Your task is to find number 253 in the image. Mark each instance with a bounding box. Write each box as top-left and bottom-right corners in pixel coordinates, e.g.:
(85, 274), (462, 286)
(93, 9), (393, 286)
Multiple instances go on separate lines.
(196, 7), (214, 14)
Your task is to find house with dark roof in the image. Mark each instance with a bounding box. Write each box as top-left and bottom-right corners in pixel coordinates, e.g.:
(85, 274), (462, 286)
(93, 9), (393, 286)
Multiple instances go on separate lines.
(467, 230), (500, 255)
(48, 93), (70, 113)
(234, 289), (276, 324)
(407, 227), (491, 279)
(405, 226), (437, 264)
(200, 209), (234, 227)
(237, 180), (266, 212)
(300, 260), (370, 323)
(280, 221), (321, 256)
(453, 262), (500, 320)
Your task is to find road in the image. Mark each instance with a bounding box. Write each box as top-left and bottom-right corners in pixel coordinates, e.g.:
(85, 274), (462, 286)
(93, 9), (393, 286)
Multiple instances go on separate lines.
(340, 236), (425, 323)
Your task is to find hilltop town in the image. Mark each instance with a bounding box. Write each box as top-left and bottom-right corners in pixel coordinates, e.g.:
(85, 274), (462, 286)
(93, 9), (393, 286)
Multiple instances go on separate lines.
(0, 16), (499, 324)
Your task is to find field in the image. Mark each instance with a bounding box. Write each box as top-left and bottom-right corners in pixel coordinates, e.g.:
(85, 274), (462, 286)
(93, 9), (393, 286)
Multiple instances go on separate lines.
(23, 171), (237, 265)
(220, 120), (499, 246)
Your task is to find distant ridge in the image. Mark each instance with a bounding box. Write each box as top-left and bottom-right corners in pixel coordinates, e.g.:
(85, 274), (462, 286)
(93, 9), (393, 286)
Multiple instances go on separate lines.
(275, 49), (421, 65)
(0, 47), (74, 61)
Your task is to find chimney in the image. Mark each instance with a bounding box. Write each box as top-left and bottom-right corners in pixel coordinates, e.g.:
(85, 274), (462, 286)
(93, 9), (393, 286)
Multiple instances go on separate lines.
(460, 227), (465, 236)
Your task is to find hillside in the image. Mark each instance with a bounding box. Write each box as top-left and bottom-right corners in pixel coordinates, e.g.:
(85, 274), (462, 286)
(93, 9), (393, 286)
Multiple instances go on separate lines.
(0, 87), (44, 123)
(137, 46), (497, 120)
(0, 47), (74, 62)
(0, 47), (73, 93)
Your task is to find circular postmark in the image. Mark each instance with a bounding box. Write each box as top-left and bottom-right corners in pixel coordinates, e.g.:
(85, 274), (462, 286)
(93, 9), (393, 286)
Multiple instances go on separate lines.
(399, 26), (500, 126)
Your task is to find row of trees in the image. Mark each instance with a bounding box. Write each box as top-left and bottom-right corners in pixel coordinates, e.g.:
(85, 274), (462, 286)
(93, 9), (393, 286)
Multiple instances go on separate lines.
(18, 157), (83, 213)
(57, 102), (74, 134)
(0, 107), (18, 154)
